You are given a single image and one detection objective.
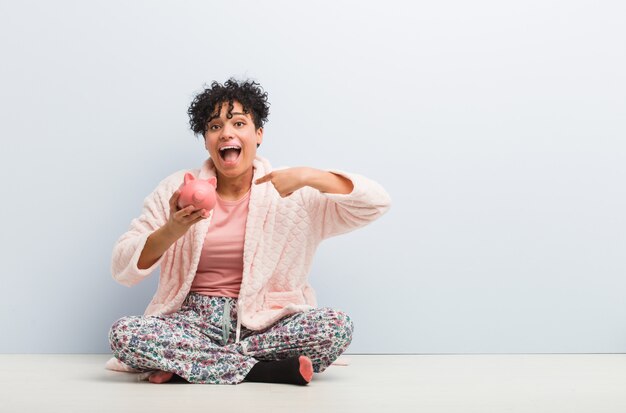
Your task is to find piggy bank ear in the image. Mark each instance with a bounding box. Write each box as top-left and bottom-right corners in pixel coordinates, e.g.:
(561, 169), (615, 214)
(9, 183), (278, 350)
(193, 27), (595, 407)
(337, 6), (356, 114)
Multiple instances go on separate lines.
(207, 177), (217, 187)
(184, 172), (195, 185)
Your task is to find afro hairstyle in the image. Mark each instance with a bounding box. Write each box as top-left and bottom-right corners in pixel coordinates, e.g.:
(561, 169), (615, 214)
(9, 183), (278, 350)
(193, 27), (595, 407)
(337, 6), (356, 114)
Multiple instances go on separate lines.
(187, 78), (270, 138)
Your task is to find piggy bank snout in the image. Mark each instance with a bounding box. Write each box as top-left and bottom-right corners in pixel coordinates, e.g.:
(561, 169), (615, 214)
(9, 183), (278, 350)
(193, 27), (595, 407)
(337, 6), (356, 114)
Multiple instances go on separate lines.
(192, 190), (208, 203)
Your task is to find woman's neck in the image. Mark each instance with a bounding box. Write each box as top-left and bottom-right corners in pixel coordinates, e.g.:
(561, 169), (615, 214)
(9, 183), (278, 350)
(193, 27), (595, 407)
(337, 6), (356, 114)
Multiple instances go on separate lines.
(216, 168), (253, 201)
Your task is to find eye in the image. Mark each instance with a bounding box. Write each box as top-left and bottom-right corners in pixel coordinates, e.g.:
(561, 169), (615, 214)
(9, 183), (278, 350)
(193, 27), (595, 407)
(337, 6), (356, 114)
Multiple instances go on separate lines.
(209, 124), (220, 131)
(235, 121), (245, 127)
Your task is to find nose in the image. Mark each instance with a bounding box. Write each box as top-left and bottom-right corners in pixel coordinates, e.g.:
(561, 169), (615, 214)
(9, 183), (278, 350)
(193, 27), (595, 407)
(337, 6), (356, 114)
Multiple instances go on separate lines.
(219, 123), (236, 140)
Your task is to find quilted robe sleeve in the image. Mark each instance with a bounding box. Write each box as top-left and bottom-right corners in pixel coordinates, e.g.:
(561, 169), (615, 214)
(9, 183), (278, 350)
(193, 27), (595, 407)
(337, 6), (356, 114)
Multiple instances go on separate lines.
(110, 177), (174, 287)
(301, 169), (391, 240)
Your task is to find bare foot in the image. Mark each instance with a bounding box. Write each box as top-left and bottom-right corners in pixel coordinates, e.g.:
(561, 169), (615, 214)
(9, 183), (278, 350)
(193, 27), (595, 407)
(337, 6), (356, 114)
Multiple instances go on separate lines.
(148, 370), (174, 384)
(298, 355), (314, 383)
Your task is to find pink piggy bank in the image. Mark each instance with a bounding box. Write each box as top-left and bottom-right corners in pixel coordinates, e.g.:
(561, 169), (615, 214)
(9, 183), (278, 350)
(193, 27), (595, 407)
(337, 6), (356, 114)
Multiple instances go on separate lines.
(177, 172), (217, 217)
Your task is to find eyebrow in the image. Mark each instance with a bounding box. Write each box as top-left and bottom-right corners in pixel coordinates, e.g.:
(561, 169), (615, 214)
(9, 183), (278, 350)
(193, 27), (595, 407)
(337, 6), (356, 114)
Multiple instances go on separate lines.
(208, 112), (249, 122)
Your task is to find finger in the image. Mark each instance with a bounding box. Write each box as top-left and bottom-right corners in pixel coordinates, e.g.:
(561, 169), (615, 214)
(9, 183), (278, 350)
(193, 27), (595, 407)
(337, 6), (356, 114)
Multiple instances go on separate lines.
(189, 210), (207, 224)
(190, 208), (207, 218)
(179, 208), (202, 224)
(255, 173), (272, 185)
(186, 205), (200, 217)
(176, 204), (196, 218)
(169, 190), (181, 209)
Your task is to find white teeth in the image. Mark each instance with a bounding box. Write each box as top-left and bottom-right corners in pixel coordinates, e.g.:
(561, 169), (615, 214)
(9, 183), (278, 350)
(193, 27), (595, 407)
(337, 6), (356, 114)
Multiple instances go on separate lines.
(219, 145), (241, 152)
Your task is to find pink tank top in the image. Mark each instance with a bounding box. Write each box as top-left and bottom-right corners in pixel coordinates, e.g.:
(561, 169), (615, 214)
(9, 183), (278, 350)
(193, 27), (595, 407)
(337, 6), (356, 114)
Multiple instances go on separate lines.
(190, 189), (250, 298)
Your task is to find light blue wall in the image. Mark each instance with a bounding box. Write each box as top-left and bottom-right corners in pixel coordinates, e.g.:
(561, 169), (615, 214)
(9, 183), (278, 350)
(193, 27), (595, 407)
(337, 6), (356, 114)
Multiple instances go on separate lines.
(1, 0), (625, 353)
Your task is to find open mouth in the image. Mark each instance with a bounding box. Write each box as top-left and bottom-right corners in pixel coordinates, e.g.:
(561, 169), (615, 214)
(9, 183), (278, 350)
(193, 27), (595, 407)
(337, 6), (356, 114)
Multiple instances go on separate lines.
(218, 145), (242, 164)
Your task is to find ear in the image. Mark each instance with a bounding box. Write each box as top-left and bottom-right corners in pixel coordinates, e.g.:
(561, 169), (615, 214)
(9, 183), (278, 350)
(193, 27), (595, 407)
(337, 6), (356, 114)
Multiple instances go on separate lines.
(184, 172), (195, 184)
(206, 176), (217, 187)
(256, 127), (263, 147)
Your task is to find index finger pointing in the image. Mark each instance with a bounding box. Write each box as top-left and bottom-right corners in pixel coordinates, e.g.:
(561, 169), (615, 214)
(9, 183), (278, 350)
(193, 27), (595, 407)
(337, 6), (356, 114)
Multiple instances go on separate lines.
(255, 173), (272, 185)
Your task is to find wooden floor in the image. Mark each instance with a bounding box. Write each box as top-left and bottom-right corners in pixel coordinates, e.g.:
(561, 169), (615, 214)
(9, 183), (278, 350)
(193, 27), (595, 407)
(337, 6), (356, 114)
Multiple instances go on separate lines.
(2, 354), (626, 412)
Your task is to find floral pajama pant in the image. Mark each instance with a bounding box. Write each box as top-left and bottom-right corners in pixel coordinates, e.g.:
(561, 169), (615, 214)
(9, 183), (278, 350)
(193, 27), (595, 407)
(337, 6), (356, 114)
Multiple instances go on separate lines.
(108, 292), (354, 384)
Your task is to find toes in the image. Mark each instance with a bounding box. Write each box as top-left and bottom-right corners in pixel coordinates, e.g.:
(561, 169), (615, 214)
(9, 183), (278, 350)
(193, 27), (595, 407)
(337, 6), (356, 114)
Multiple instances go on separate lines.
(149, 370), (174, 384)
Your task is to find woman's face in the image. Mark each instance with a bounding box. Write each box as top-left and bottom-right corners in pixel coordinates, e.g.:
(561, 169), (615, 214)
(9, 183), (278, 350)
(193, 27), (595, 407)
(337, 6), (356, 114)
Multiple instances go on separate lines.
(204, 100), (263, 180)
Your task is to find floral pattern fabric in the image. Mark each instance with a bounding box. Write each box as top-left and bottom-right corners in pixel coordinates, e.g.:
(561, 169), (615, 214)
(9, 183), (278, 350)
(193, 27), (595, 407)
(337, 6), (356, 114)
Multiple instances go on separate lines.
(109, 292), (354, 384)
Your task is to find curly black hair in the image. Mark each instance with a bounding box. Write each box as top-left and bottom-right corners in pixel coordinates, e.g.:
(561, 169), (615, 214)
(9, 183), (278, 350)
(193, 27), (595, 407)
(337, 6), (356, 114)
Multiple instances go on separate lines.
(187, 78), (270, 136)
